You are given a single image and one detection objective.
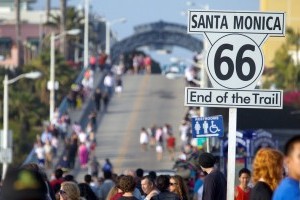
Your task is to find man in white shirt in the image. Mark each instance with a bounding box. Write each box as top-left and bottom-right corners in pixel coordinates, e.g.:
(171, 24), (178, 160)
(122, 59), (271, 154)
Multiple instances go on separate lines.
(141, 175), (160, 200)
(140, 128), (149, 152)
(103, 72), (114, 96)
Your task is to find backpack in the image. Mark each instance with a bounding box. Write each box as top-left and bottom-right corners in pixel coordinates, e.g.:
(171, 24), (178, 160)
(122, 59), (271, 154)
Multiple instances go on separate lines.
(102, 163), (112, 172)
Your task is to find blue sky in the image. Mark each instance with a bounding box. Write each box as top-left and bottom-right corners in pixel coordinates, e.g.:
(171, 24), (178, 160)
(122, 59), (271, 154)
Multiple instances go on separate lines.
(33, 0), (259, 65)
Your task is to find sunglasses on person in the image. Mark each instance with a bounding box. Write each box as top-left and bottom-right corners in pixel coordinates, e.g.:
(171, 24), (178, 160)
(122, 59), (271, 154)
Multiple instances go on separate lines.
(59, 190), (67, 195)
(169, 182), (177, 186)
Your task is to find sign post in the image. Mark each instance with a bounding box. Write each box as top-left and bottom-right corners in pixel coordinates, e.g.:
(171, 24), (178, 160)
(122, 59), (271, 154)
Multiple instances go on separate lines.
(187, 10), (285, 200)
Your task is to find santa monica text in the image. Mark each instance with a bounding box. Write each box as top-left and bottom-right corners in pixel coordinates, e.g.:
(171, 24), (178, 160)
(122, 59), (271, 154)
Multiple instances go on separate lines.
(188, 11), (285, 35)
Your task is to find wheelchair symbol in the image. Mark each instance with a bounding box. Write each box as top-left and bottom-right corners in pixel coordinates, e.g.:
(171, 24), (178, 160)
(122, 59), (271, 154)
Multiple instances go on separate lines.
(209, 121), (220, 134)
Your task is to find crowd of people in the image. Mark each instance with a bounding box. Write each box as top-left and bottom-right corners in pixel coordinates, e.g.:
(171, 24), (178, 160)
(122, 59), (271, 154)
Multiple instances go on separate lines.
(1, 135), (299, 200)
(139, 124), (177, 161)
(6, 51), (299, 200)
(32, 49), (129, 173)
(90, 52), (153, 75)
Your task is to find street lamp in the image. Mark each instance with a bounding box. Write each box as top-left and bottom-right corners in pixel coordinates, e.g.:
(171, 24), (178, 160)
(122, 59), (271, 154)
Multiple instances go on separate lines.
(49, 29), (81, 122)
(84, 0), (89, 69)
(2, 71), (42, 179)
(105, 18), (127, 55)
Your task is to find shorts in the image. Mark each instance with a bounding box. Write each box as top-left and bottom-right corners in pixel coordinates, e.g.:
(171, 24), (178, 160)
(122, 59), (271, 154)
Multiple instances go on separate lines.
(156, 145), (163, 153)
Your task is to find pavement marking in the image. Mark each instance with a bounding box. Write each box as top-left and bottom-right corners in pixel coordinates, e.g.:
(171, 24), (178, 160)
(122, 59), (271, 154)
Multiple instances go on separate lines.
(114, 75), (150, 173)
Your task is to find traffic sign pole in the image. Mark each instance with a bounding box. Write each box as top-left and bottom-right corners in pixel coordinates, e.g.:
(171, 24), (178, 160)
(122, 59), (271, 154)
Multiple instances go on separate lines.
(201, 35), (210, 153)
(227, 108), (237, 200)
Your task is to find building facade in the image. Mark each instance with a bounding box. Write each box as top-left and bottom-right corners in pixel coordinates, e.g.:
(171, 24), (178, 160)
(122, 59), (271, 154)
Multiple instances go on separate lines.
(260, 0), (300, 67)
(0, 0), (59, 68)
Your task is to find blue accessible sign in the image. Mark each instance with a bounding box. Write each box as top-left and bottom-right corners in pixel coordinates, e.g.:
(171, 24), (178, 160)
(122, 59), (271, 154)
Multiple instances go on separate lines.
(192, 115), (224, 138)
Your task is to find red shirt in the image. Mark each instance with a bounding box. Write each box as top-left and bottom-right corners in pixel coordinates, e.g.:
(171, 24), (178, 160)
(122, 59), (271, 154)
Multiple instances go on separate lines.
(50, 178), (64, 191)
(235, 186), (251, 200)
(167, 136), (176, 148)
(111, 192), (123, 200)
(89, 56), (96, 65)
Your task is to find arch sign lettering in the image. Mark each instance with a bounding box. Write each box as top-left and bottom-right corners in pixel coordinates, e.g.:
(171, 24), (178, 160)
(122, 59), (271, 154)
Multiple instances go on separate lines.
(185, 10), (286, 200)
(185, 10), (285, 109)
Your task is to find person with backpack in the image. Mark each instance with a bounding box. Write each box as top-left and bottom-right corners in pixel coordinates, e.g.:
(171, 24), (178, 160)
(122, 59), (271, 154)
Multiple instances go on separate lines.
(102, 158), (113, 173)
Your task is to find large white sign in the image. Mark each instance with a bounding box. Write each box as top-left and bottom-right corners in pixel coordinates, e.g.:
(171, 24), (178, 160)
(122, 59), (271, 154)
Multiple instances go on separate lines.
(188, 11), (285, 35)
(187, 10), (285, 200)
(188, 10), (285, 90)
(207, 34), (263, 89)
(185, 87), (283, 109)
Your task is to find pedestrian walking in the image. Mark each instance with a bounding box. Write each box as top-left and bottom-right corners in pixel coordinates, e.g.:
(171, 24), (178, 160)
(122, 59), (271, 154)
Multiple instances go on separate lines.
(179, 120), (190, 147)
(151, 175), (180, 200)
(166, 133), (176, 161)
(156, 143), (163, 161)
(193, 170), (205, 200)
(98, 171), (115, 200)
(118, 175), (139, 200)
(144, 55), (152, 74)
(250, 148), (284, 200)
(78, 182), (98, 200)
(94, 88), (102, 112)
(89, 55), (97, 71)
(35, 141), (45, 167)
(99, 53), (107, 71)
(89, 156), (100, 177)
(140, 127), (149, 151)
(83, 174), (99, 199)
(198, 152), (227, 200)
(235, 168), (251, 200)
(115, 75), (123, 94)
(58, 155), (70, 171)
(78, 142), (89, 169)
(50, 168), (64, 194)
(102, 158), (113, 174)
(106, 175), (123, 200)
(149, 125), (157, 148)
(169, 175), (189, 200)
(103, 92), (110, 112)
(67, 136), (78, 169)
(104, 72), (114, 96)
(273, 135), (300, 200)
(59, 181), (81, 200)
(89, 110), (97, 128)
(44, 140), (53, 169)
(141, 175), (159, 200)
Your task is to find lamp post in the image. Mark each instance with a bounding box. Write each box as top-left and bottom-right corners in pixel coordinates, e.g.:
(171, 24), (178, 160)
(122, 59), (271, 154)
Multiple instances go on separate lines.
(84, 0), (89, 68)
(105, 18), (127, 55)
(49, 29), (80, 122)
(2, 71), (42, 179)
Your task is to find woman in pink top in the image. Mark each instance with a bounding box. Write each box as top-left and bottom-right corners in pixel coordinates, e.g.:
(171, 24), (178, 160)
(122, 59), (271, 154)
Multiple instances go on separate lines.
(78, 142), (89, 169)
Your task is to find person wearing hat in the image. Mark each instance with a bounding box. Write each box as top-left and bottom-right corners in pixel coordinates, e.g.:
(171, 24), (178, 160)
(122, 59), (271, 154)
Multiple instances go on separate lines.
(198, 152), (227, 200)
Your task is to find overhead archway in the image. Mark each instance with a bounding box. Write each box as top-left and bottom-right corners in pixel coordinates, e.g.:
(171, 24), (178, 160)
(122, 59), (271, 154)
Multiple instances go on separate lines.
(111, 21), (203, 63)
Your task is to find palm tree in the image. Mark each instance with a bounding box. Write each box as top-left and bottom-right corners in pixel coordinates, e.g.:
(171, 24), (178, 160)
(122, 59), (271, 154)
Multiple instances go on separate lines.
(15, 0), (21, 67)
(60, 0), (67, 57)
(46, 0), (51, 22)
(45, 7), (85, 60)
(286, 28), (300, 89)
